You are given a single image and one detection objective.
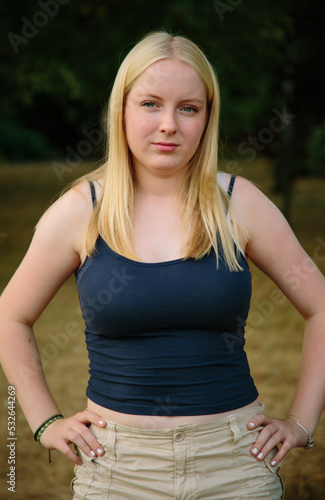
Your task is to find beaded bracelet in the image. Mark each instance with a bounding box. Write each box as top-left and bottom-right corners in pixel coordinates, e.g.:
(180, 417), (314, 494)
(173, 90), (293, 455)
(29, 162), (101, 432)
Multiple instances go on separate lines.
(34, 414), (64, 443)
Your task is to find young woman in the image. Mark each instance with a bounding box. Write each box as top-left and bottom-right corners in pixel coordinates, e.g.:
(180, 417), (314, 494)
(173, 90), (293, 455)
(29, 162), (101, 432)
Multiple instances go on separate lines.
(1, 31), (325, 499)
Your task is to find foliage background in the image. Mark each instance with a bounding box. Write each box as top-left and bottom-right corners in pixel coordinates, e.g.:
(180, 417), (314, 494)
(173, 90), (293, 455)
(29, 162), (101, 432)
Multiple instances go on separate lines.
(1, 0), (325, 185)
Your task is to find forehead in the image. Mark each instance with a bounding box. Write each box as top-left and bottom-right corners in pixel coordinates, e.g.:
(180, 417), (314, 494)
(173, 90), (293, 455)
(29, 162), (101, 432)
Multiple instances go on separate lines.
(129, 58), (206, 98)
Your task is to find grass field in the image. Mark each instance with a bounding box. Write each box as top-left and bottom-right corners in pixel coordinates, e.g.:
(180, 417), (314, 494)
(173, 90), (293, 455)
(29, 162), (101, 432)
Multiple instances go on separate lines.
(0, 158), (324, 499)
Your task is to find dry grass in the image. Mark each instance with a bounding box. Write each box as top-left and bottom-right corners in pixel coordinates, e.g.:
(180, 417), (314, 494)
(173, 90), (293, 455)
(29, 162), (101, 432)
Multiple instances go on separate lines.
(0, 159), (324, 499)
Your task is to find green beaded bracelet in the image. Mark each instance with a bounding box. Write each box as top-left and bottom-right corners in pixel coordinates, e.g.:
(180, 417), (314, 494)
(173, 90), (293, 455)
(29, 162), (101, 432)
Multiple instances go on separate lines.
(34, 414), (64, 443)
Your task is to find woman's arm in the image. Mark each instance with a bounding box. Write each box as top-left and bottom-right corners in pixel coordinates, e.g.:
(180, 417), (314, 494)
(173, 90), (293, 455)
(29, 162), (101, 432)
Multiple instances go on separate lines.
(0, 183), (106, 464)
(232, 176), (325, 465)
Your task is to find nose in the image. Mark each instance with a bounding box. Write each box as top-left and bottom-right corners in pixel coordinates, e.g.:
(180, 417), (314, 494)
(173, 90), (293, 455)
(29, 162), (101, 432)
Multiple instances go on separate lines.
(159, 108), (177, 135)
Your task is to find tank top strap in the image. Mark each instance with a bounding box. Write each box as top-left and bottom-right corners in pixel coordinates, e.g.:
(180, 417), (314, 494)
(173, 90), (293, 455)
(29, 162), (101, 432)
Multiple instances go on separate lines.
(89, 181), (97, 209)
(227, 175), (236, 199)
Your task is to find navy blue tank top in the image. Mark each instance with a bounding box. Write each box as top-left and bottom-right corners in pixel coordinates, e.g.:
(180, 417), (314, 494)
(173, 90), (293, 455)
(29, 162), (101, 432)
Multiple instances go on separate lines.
(75, 175), (258, 415)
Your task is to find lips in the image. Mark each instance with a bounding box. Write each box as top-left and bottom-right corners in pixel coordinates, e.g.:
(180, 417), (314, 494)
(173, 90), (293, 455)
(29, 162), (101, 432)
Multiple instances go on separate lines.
(153, 142), (179, 152)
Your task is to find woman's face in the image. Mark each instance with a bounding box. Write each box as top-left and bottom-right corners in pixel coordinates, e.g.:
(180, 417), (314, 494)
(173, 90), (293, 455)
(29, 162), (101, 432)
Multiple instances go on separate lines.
(124, 58), (208, 181)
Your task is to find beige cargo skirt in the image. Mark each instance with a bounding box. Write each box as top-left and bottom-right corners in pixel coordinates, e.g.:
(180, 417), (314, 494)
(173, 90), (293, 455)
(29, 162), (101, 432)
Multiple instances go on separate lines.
(71, 402), (284, 499)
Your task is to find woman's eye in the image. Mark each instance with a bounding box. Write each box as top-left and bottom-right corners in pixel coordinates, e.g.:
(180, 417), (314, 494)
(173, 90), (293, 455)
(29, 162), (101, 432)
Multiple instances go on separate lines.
(143, 102), (157, 108)
(182, 106), (197, 113)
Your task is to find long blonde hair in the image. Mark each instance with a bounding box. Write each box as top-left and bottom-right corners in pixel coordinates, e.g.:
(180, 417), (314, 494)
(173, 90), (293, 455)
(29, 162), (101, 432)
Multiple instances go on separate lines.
(77, 31), (243, 270)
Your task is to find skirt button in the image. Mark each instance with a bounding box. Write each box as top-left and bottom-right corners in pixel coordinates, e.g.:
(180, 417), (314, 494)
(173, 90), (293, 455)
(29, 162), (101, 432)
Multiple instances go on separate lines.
(174, 432), (184, 441)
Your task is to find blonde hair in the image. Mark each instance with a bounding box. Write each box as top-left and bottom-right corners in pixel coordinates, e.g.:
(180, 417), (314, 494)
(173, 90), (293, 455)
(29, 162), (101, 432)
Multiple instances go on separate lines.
(76, 31), (243, 270)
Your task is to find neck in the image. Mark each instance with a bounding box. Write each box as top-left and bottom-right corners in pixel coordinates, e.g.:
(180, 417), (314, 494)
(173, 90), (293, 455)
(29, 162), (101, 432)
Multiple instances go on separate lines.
(133, 166), (189, 198)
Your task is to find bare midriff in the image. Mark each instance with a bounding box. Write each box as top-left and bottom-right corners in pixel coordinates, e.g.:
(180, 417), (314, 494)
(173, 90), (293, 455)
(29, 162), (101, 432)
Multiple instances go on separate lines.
(87, 398), (260, 429)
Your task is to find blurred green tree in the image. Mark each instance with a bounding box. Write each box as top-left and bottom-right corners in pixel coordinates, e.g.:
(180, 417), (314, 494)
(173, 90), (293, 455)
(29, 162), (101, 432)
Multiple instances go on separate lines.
(0, 0), (286, 154)
(1, 0), (324, 219)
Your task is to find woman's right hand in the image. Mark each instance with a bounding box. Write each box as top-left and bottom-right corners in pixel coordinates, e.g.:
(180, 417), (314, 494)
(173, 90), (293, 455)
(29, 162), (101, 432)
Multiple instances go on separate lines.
(38, 411), (107, 465)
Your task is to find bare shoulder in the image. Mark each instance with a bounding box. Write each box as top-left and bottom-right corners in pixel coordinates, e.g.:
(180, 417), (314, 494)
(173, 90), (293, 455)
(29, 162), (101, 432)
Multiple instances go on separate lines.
(39, 181), (93, 229)
(29, 179), (99, 278)
(230, 175), (282, 236)
(230, 174), (302, 273)
(230, 174), (271, 205)
(36, 180), (101, 252)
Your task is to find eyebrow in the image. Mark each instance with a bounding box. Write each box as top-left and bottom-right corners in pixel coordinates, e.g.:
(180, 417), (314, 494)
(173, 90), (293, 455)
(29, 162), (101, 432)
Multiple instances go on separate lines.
(137, 93), (205, 105)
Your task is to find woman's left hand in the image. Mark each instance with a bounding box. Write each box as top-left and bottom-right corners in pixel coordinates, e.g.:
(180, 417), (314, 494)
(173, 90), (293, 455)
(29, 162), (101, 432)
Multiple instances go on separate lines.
(247, 413), (310, 466)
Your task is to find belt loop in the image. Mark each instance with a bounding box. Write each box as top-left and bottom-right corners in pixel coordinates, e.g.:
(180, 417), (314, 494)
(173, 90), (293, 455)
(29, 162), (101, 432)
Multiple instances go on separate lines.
(228, 415), (242, 453)
(105, 422), (117, 461)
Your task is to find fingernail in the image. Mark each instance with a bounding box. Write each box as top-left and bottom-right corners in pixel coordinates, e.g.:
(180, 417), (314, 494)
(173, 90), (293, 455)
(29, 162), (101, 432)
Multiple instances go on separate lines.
(249, 422), (255, 428)
(257, 452), (264, 459)
(97, 448), (103, 455)
(99, 420), (104, 425)
(271, 460), (277, 466)
(252, 448), (258, 455)
(90, 450), (96, 457)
